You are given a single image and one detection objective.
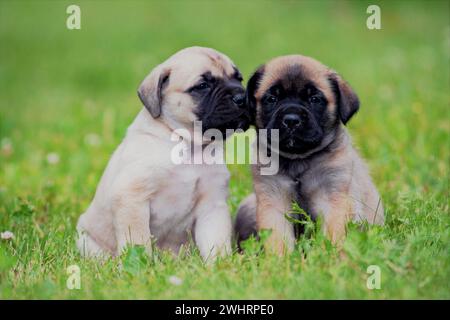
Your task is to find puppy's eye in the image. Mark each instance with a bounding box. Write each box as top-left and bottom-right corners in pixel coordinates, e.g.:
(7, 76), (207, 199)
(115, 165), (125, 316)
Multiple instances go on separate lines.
(195, 82), (210, 91)
(266, 95), (278, 104)
(309, 96), (321, 104)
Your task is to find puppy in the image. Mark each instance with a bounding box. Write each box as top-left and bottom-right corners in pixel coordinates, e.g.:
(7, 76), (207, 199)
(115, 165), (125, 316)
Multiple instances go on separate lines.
(76, 47), (250, 261)
(235, 55), (384, 254)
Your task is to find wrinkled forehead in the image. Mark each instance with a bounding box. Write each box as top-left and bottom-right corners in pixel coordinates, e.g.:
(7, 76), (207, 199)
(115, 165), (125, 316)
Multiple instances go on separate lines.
(256, 56), (335, 102)
(167, 49), (237, 89)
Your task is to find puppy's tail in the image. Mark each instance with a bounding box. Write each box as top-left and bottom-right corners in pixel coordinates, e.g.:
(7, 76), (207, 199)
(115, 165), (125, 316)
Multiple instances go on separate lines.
(234, 193), (258, 251)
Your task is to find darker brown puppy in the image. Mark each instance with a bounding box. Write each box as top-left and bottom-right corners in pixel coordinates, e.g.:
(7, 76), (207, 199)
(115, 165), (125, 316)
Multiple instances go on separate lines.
(235, 55), (384, 254)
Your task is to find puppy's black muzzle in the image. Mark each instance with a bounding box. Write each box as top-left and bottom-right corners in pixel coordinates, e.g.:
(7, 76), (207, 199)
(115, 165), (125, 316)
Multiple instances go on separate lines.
(228, 85), (251, 131)
(201, 83), (251, 135)
(269, 104), (323, 154)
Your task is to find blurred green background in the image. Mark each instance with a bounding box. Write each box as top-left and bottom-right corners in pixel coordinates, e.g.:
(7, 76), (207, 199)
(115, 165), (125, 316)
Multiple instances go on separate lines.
(0, 0), (449, 299)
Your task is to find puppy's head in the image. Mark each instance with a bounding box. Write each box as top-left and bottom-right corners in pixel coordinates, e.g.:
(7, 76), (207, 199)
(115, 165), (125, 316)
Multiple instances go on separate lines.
(246, 55), (359, 157)
(138, 47), (250, 136)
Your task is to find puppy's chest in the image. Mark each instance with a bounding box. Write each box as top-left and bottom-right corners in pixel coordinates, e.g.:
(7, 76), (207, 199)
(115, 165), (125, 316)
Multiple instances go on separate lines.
(149, 164), (227, 231)
(284, 160), (343, 219)
(281, 160), (323, 216)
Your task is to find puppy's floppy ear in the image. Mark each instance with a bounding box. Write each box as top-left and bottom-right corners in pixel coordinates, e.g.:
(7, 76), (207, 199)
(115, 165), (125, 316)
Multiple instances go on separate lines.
(246, 65), (265, 122)
(137, 66), (171, 118)
(328, 72), (360, 125)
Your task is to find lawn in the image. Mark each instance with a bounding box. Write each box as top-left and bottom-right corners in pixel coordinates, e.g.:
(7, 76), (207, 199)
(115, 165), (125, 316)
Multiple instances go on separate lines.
(0, 0), (449, 299)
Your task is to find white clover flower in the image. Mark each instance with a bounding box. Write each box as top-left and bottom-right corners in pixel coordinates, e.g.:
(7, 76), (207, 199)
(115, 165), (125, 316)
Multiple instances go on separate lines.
(84, 133), (101, 146)
(168, 275), (183, 286)
(46, 152), (60, 165)
(1, 230), (14, 240)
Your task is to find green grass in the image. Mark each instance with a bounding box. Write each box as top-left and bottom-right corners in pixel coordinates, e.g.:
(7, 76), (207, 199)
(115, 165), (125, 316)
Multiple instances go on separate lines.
(0, 0), (449, 299)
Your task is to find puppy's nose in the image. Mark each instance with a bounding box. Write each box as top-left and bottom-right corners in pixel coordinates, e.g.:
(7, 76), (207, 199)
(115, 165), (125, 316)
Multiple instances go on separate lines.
(232, 94), (245, 107)
(282, 114), (301, 128)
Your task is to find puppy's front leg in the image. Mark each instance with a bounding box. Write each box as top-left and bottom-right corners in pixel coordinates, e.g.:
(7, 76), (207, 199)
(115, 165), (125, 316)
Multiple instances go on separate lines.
(322, 192), (353, 244)
(110, 164), (160, 256)
(256, 192), (295, 255)
(194, 199), (232, 262)
(113, 199), (152, 255)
